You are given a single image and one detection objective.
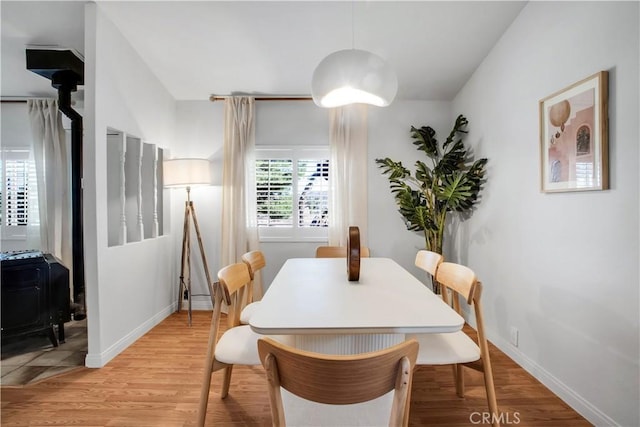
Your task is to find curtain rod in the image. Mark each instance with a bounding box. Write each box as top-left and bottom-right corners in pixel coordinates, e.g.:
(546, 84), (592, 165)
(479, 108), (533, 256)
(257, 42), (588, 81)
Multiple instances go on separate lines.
(2, 98), (77, 105)
(209, 95), (312, 102)
(5, 96), (312, 104)
(5, 96), (313, 104)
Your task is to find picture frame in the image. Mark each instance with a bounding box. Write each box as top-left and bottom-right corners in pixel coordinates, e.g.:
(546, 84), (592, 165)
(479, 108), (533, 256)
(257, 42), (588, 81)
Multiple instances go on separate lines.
(539, 71), (609, 192)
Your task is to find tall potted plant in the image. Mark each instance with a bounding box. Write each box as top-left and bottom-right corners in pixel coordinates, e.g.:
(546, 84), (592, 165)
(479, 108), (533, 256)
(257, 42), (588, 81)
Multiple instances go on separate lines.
(375, 115), (487, 274)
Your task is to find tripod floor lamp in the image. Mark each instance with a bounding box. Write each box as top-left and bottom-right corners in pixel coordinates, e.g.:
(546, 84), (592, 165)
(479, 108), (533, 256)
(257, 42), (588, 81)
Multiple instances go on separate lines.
(164, 158), (214, 326)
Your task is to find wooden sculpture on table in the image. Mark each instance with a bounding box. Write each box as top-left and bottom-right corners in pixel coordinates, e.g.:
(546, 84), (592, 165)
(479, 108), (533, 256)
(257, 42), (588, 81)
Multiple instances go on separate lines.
(347, 226), (361, 281)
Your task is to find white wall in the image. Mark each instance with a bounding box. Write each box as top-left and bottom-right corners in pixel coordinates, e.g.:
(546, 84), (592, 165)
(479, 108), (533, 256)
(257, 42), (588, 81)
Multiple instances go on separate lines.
(83, 3), (178, 367)
(451, 2), (639, 426)
(1, 103), (31, 149)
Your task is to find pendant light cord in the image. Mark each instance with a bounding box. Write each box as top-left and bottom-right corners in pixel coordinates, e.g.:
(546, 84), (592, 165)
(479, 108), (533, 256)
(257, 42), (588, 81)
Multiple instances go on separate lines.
(351, 0), (355, 50)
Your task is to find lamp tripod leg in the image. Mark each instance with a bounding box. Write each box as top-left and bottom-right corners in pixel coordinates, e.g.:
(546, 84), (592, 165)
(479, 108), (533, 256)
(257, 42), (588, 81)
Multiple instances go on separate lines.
(188, 201), (214, 305)
(185, 210), (193, 327)
(177, 191), (213, 327)
(178, 200), (190, 314)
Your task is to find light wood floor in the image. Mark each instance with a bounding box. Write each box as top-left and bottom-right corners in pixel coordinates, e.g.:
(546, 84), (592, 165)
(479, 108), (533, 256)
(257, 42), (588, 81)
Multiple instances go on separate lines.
(1, 311), (591, 426)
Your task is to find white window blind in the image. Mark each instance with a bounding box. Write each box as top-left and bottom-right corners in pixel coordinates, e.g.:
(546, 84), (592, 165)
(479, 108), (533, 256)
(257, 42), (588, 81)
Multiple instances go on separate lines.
(297, 159), (329, 227)
(1, 149), (39, 238)
(255, 147), (329, 242)
(256, 159), (293, 227)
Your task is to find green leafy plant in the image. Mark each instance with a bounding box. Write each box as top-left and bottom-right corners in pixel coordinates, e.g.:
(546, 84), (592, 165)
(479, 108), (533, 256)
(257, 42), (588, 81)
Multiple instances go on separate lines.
(375, 114), (487, 257)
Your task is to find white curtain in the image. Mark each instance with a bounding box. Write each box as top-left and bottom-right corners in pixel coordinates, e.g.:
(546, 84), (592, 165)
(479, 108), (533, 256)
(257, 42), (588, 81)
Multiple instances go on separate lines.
(27, 99), (72, 268)
(221, 97), (261, 297)
(328, 104), (369, 247)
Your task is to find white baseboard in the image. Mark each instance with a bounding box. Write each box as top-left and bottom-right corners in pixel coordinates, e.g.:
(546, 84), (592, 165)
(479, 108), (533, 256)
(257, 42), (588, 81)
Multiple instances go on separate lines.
(190, 296), (213, 311)
(489, 333), (617, 427)
(84, 304), (175, 368)
(174, 296), (213, 311)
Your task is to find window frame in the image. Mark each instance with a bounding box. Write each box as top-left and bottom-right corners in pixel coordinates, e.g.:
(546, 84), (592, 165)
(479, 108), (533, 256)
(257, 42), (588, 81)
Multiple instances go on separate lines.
(255, 146), (330, 243)
(1, 147), (39, 241)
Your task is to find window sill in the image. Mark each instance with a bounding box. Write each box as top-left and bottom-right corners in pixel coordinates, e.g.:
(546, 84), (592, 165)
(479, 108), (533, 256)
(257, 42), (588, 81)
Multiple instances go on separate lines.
(1, 235), (28, 241)
(259, 237), (328, 244)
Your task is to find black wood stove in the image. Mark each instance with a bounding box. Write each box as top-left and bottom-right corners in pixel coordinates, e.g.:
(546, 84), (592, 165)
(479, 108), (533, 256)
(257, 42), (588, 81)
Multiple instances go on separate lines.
(1, 250), (71, 346)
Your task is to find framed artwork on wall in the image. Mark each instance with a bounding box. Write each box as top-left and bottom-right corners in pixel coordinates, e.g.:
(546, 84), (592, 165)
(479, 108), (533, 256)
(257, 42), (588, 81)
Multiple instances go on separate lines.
(539, 71), (609, 192)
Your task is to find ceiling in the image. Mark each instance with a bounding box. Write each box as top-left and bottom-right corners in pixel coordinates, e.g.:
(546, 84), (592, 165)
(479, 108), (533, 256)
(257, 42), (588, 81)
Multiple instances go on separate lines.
(1, 1), (526, 102)
(1, 1), (85, 99)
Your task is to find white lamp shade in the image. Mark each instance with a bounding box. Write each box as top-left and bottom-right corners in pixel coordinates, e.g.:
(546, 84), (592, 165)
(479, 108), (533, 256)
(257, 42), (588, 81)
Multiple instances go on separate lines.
(163, 158), (211, 187)
(311, 49), (398, 108)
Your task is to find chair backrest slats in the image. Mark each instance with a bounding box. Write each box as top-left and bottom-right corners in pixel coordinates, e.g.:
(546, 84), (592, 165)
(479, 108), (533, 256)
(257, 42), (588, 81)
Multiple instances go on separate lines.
(435, 262), (477, 306)
(414, 250), (443, 276)
(435, 262), (487, 352)
(241, 250), (266, 304)
(241, 251), (266, 280)
(258, 337), (418, 426)
(218, 263), (251, 327)
(258, 338), (418, 404)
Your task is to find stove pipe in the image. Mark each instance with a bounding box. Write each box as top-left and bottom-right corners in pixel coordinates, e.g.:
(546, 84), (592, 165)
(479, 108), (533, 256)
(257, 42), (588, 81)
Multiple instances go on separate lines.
(26, 48), (86, 320)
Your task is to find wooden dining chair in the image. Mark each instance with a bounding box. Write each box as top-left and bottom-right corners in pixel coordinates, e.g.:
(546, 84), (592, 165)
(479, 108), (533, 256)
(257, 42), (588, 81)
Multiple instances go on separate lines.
(415, 249), (443, 277)
(239, 250), (266, 325)
(406, 262), (500, 426)
(198, 263), (292, 426)
(315, 245), (370, 258)
(257, 337), (419, 427)
(415, 249), (444, 295)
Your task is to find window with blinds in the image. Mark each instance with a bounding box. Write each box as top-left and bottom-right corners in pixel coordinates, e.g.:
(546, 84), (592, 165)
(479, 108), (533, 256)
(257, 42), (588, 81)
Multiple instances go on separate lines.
(297, 159), (329, 227)
(255, 147), (329, 241)
(1, 149), (39, 239)
(256, 159), (294, 227)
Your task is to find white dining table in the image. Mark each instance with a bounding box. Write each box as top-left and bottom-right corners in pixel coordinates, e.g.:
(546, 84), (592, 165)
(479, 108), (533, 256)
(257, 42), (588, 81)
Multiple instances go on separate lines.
(249, 257), (464, 426)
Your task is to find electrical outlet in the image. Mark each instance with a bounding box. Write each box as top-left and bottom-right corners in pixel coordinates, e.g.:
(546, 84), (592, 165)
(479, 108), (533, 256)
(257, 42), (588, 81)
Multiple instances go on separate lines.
(510, 327), (519, 347)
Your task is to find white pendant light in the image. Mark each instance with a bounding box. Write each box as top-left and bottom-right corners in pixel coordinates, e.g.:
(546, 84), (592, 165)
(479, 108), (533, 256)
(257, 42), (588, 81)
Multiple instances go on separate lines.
(311, 2), (397, 108)
(311, 49), (398, 108)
